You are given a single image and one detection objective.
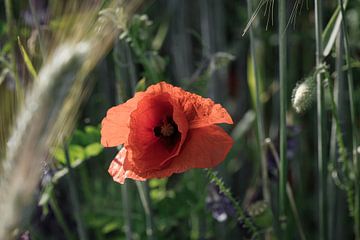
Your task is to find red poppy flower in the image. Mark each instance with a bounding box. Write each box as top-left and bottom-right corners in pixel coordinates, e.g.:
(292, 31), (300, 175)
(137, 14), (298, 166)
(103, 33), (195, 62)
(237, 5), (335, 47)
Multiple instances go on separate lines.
(101, 82), (233, 184)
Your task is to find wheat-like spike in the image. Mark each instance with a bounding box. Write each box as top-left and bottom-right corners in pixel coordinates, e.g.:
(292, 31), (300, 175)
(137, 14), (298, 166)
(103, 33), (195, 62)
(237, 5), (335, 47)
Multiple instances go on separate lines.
(0, 1), (141, 238)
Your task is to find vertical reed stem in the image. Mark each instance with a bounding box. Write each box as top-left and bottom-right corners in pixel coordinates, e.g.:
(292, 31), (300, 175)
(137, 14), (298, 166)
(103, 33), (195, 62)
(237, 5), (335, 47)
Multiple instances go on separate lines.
(265, 138), (307, 240)
(136, 181), (154, 240)
(338, 0), (359, 237)
(64, 145), (88, 240)
(49, 193), (75, 240)
(278, 0), (288, 237)
(314, 0), (327, 239)
(112, 40), (134, 240)
(121, 181), (133, 240)
(246, 0), (271, 208)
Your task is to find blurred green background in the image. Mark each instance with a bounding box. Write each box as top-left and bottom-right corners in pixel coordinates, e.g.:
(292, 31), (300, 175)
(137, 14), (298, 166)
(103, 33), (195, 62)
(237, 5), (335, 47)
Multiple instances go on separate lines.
(0, 0), (360, 239)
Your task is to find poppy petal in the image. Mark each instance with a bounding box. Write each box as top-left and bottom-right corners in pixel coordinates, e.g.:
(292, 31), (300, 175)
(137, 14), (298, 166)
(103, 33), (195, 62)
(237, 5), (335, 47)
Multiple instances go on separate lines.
(108, 148), (145, 184)
(101, 93), (145, 147)
(124, 125), (233, 180)
(147, 82), (233, 128)
(126, 93), (188, 172)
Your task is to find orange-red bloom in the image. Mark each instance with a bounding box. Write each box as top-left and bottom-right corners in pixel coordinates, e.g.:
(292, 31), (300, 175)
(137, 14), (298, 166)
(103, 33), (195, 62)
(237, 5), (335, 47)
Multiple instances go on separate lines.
(101, 82), (233, 184)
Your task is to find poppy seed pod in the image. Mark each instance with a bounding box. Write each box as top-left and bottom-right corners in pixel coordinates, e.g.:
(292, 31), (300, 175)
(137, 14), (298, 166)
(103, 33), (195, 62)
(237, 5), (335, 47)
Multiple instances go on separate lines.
(292, 77), (316, 113)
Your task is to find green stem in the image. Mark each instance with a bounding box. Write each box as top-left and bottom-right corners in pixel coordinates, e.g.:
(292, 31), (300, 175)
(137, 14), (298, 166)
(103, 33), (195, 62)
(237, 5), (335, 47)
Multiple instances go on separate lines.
(206, 169), (258, 238)
(314, 0), (327, 239)
(136, 181), (154, 240)
(246, 0), (271, 208)
(121, 181), (133, 240)
(64, 145), (88, 240)
(278, 0), (288, 237)
(338, 0), (359, 237)
(113, 40), (134, 240)
(265, 138), (307, 240)
(49, 192), (75, 240)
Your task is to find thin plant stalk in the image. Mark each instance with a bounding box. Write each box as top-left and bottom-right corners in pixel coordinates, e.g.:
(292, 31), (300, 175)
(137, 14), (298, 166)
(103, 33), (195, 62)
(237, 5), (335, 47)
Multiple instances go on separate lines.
(265, 138), (307, 240)
(278, 0), (288, 237)
(48, 193), (75, 240)
(206, 169), (258, 238)
(246, 0), (271, 208)
(4, 0), (20, 90)
(314, 0), (327, 239)
(333, 31), (345, 239)
(112, 40), (134, 240)
(327, 32), (343, 240)
(64, 145), (88, 240)
(121, 182), (133, 240)
(28, 0), (46, 59)
(338, 0), (359, 237)
(136, 181), (154, 240)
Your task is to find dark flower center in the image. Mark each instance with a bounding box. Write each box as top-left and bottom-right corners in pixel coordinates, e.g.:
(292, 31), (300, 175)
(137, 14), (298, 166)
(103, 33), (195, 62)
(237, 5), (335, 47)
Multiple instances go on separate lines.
(154, 117), (179, 139)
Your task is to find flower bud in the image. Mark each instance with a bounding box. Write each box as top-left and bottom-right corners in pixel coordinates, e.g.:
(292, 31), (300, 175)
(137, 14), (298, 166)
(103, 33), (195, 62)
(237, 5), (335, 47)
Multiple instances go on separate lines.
(292, 77), (316, 113)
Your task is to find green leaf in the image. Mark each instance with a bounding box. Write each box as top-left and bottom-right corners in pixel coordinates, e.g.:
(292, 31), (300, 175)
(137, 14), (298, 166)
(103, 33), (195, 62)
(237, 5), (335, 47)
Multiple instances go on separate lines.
(71, 129), (91, 146)
(84, 125), (101, 142)
(52, 145), (85, 164)
(322, 7), (341, 57)
(85, 143), (103, 158)
(135, 78), (146, 92)
(52, 158), (85, 183)
(247, 55), (256, 107)
(17, 36), (37, 79)
(52, 147), (66, 164)
(152, 19), (169, 51)
(322, 0), (348, 57)
(68, 145), (86, 163)
(38, 184), (54, 207)
(102, 222), (120, 234)
(0, 68), (10, 86)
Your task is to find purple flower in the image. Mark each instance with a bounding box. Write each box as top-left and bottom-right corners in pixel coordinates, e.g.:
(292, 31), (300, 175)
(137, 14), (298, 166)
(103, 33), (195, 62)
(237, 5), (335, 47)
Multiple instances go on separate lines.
(206, 183), (236, 222)
(18, 231), (31, 240)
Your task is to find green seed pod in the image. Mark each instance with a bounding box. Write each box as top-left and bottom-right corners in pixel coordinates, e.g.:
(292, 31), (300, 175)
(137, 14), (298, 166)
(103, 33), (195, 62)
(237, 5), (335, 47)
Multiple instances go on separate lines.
(247, 201), (273, 230)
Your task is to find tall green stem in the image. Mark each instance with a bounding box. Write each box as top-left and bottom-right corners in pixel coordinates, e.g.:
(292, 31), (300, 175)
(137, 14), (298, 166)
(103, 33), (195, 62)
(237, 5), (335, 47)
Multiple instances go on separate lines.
(113, 39), (135, 240)
(338, 0), (359, 237)
(246, 0), (271, 208)
(121, 182), (133, 240)
(64, 145), (88, 240)
(314, 0), (327, 239)
(136, 181), (154, 240)
(278, 0), (287, 237)
(265, 138), (307, 240)
(49, 193), (75, 240)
